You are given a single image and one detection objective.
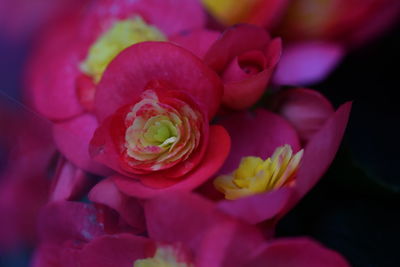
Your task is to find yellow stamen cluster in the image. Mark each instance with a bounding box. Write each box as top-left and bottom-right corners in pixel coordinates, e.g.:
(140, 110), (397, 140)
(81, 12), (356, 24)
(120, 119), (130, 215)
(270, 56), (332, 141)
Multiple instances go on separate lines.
(134, 246), (193, 267)
(124, 90), (201, 172)
(80, 17), (166, 83)
(214, 145), (303, 200)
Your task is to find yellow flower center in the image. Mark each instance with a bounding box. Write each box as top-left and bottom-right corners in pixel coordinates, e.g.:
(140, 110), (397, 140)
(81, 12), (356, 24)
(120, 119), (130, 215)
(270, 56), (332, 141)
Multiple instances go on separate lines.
(201, 0), (259, 25)
(124, 90), (202, 172)
(214, 145), (303, 200)
(80, 17), (166, 83)
(134, 246), (193, 267)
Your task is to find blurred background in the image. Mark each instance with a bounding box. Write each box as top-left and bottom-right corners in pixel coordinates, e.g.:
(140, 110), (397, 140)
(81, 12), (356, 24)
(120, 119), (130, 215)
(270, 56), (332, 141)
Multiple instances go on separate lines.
(0, 0), (399, 266)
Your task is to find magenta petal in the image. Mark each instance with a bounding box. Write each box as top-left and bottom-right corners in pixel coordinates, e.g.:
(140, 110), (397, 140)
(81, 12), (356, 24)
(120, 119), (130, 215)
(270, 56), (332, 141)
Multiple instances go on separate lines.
(204, 24), (271, 72)
(145, 192), (265, 267)
(78, 234), (154, 267)
(218, 109), (300, 175)
(170, 29), (220, 59)
(31, 243), (66, 267)
(95, 42), (223, 121)
(113, 125), (230, 198)
(246, 238), (350, 267)
(217, 187), (293, 224)
(292, 102), (352, 207)
(53, 114), (111, 175)
(203, 24), (280, 109)
(222, 38), (282, 109)
(133, 0), (205, 36)
(197, 219), (264, 267)
(89, 178), (145, 232)
(273, 42), (344, 85)
(50, 158), (93, 202)
(144, 192), (216, 250)
(38, 201), (106, 244)
(26, 14), (85, 120)
(269, 88), (335, 144)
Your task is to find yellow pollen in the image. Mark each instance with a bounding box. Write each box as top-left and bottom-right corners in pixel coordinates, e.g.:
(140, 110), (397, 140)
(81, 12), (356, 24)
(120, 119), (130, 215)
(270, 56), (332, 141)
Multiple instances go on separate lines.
(134, 246), (193, 267)
(214, 145), (303, 200)
(201, 0), (258, 25)
(80, 17), (166, 83)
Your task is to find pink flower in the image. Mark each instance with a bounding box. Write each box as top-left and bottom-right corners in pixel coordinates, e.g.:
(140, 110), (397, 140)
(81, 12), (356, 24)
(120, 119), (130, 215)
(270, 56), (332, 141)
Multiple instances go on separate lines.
(198, 89), (351, 228)
(89, 42), (230, 197)
(26, 0), (207, 174)
(27, 0), (206, 121)
(32, 193), (350, 267)
(173, 24), (282, 110)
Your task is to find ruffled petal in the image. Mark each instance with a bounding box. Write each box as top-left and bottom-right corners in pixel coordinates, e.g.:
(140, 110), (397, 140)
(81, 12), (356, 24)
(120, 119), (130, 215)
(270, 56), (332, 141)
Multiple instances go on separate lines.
(113, 125), (230, 198)
(95, 42), (223, 121)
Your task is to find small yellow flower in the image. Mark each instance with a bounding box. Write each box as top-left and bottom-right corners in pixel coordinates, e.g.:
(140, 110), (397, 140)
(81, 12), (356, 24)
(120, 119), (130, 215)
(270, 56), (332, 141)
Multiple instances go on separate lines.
(214, 145), (303, 200)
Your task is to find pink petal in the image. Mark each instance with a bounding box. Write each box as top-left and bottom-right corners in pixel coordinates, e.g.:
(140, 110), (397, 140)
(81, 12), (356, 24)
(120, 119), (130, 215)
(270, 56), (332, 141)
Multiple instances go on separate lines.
(217, 109), (300, 175)
(145, 192), (265, 267)
(217, 188), (293, 225)
(113, 125), (231, 198)
(0, 169), (50, 250)
(89, 178), (145, 232)
(197, 218), (265, 267)
(170, 29), (221, 59)
(273, 42), (344, 85)
(31, 243), (65, 267)
(53, 114), (111, 175)
(144, 192), (216, 250)
(26, 14), (85, 120)
(246, 238), (350, 267)
(132, 0), (205, 36)
(205, 24), (271, 73)
(79, 0), (204, 42)
(95, 42), (223, 121)
(38, 201), (106, 244)
(0, 0), (88, 41)
(224, 39), (282, 109)
(78, 234), (154, 267)
(49, 158), (93, 202)
(268, 88), (335, 144)
(204, 24), (281, 109)
(288, 102), (352, 211)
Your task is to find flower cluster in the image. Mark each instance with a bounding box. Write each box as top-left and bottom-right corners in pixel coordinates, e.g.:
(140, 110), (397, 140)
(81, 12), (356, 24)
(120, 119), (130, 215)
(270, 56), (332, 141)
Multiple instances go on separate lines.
(0, 0), (365, 265)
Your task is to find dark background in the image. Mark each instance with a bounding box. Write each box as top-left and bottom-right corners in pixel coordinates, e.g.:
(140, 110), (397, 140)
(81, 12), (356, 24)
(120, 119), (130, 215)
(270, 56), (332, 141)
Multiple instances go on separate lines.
(0, 19), (399, 267)
(276, 23), (400, 267)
